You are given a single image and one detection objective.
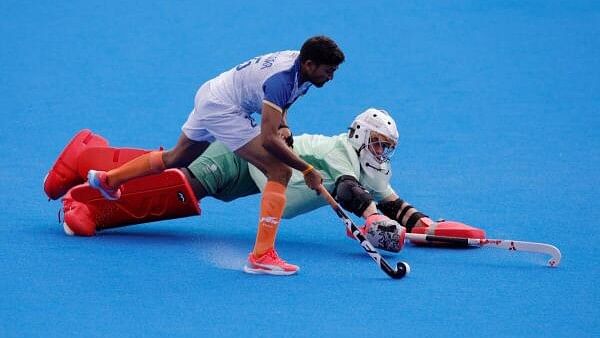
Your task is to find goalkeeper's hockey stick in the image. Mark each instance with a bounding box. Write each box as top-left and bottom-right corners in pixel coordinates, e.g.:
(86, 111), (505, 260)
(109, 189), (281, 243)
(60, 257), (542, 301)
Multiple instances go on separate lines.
(405, 233), (561, 267)
(318, 186), (409, 279)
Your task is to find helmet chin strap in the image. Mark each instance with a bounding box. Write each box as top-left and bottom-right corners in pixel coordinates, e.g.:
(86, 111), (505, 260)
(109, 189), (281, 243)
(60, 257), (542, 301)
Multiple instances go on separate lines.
(357, 147), (391, 192)
(365, 162), (390, 175)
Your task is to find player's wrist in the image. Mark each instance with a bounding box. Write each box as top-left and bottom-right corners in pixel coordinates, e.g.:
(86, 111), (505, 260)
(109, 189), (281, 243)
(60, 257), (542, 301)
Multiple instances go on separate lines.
(302, 164), (314, 175)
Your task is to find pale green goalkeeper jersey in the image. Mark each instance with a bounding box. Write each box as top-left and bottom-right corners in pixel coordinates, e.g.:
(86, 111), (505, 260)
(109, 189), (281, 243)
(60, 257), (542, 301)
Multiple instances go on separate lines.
(249, 133), (395, 218)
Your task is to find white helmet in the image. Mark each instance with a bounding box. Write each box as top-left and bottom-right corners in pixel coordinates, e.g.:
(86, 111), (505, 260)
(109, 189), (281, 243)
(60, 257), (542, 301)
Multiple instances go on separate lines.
(348, 108), (399, 164)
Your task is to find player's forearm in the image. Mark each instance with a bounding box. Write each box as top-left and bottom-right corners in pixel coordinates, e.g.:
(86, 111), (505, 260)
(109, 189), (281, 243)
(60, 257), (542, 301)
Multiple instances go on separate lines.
(377, 195), (428, 231)
(261, 103), (310, 172)
(262, 135), (310, 172)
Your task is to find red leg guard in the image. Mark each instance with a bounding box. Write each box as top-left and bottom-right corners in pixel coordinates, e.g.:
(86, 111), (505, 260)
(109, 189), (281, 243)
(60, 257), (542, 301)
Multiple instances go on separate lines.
(76, 147), (150, 178)
(44, 129), (108, 200)
(61, 169), (201, 236)
(62, 190), (96, 236)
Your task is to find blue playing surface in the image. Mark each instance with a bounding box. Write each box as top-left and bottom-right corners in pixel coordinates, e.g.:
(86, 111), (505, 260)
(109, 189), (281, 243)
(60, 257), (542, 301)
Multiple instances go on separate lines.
(1, 1), (599, 337)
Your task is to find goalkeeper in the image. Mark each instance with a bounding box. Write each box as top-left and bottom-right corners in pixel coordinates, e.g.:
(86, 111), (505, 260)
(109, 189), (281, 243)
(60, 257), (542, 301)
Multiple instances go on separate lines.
(46, 108), (483, 253)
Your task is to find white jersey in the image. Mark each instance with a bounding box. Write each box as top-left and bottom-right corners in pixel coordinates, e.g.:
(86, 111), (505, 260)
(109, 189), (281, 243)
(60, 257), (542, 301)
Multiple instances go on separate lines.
(208, 50), (312, 114)
(182, 50), (313, 150)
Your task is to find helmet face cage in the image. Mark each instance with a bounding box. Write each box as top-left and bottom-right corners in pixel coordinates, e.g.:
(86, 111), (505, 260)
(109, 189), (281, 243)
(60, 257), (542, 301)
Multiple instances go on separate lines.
(348, 108), (399, 163)
(366, 131), (396, 163)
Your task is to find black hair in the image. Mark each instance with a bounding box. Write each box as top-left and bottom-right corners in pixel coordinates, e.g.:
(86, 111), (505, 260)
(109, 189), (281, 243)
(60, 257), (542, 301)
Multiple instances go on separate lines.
(299, 36), (345, 66)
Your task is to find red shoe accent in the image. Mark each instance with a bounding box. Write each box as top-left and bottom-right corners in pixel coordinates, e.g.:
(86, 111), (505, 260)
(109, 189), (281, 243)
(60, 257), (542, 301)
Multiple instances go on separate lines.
(244, 248), (299, 275)
(44, 129), (108, 200)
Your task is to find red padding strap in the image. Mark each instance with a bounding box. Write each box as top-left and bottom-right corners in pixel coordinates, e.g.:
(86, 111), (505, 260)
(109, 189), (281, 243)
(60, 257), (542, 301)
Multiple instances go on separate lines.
(77, 147), (150, 179)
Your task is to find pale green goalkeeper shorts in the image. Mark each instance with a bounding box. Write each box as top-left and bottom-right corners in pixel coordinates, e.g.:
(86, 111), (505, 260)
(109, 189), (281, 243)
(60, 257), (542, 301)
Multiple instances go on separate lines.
(187, 141), (260, 202)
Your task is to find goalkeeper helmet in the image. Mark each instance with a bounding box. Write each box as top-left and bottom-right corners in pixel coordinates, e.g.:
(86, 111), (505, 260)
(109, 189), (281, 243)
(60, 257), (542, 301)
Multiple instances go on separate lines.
(348, 108), (399, 164)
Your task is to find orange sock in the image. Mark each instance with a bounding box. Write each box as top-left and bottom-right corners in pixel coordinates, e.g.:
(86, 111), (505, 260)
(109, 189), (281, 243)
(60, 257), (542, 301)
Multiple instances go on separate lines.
(252, 181), (287, 257)
(106, 151), (166, 187)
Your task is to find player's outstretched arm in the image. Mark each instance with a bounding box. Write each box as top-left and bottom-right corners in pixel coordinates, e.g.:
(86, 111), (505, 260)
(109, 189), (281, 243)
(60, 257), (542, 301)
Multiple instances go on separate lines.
(377, 193), (486, 240)
(261, 103), (322, 190)
(377, 193), (430, 232)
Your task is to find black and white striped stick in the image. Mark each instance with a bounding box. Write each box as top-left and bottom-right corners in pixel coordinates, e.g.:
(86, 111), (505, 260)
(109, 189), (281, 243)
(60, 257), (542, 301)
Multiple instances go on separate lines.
(318, 186), (410, 279)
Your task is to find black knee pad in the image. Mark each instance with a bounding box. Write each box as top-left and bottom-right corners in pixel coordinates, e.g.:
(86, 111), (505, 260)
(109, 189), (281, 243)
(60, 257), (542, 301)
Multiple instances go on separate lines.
(334, 175), (373, 216)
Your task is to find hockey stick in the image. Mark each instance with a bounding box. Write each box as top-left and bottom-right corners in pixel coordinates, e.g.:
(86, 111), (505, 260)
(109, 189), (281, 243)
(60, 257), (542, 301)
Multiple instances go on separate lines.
(405, 233), (561, 267)
(318, 186), (410, 279)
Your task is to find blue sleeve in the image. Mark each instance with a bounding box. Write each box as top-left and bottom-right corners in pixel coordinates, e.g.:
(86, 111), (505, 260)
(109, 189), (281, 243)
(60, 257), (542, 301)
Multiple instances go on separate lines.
(262, 72), (293, 110)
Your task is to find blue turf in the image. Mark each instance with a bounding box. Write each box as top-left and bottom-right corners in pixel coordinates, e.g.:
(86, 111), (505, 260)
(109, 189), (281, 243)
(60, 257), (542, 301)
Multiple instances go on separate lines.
(1, 1), (599, 337)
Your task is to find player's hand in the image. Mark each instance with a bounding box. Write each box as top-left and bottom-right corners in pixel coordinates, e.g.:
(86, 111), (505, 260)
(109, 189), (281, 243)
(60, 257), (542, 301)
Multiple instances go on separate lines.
(345, 214), (399, 239)
(278, 126), (293, 148)
(361, 213), (406, 252)
(303, 167), (323, 192)
(365, 214), (401, 232)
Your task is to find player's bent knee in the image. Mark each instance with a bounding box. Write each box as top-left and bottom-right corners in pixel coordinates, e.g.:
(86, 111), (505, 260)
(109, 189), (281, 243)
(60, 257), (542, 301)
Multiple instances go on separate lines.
(163, 141), (211, 168)
(161, 150), (181, 168)
(162, 133), (207, 168)
(266, 164), (292, 184)
(180, 168), (209, 200)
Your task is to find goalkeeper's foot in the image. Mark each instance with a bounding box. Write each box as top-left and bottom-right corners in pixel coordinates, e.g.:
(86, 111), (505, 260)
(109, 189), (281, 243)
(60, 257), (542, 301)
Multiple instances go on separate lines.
(243, 248), (299, 276)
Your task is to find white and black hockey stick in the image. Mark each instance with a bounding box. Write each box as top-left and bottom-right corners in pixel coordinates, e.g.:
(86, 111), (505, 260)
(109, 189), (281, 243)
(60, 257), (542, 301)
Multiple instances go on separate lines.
(318, 186), (410, 279)
(406, 233), (561, 267)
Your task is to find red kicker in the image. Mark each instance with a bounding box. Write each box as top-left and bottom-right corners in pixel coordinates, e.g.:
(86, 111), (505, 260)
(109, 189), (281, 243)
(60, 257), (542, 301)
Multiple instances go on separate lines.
(509, 241), (517, 251)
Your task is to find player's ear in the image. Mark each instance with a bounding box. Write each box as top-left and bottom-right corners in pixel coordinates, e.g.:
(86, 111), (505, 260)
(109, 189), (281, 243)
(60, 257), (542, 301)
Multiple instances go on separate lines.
(302, 59), (317, 71)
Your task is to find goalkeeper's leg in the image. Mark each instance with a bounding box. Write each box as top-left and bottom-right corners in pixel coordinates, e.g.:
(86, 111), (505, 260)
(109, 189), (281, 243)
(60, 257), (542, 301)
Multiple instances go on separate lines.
(43, 129), (154, 200)
(62, 169), (201, 236)
(61, 141), (260, 236)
